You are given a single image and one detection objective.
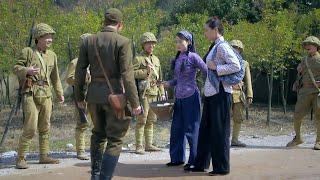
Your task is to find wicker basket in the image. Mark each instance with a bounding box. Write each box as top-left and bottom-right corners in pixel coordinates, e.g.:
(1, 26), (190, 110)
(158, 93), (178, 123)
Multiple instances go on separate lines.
(149, 99), (174, 121)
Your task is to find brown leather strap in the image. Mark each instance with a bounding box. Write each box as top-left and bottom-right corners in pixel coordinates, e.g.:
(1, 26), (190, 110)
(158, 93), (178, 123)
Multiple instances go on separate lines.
(93, 36), (114, 94)
(33, 80), (48, 86)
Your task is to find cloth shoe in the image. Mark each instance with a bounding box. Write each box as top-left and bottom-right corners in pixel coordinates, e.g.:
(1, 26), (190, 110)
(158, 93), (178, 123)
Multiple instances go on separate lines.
(314, 142), (320, 150)
(145, 144), (161, 152)
(286, 136), (304, 147)
(166, 162), (184, 166)
(231, 140), (246, 147)
(208, 171), (229, 176)
(77, 151), (90, 160)
(16, 158), (28, 169)
(135, 146), (146, 155)
(39, 154), (60, 164)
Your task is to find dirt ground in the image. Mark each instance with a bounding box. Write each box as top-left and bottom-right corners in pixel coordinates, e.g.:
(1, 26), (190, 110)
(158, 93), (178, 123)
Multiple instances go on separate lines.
(2, 148), (320, 180)
(1, 103), (320, 179)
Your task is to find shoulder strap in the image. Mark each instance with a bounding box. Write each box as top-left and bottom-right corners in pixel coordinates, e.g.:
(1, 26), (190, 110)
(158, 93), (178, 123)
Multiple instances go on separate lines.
(35, 50), (50, 85)
(93, 36), (115, 94)
(304, 58), (320, 91)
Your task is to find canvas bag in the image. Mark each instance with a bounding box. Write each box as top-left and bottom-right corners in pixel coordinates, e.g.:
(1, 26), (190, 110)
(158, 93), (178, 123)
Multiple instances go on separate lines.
(211, 41), (245, 85)
(304, 58), (320, 108)
(93, 36), (130, 120)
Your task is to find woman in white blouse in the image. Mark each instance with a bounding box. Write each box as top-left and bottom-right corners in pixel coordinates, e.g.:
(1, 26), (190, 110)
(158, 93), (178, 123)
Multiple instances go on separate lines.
(185, 16), (240, 176)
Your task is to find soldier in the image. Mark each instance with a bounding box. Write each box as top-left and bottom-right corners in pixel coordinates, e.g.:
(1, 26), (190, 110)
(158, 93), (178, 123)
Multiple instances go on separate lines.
(229, 40), (253, 147)
(66, 33), (92, 160)
(74, 8), (141, 180)
(133, 32), (166, 154)
(286, 36), (320, 150)
(13, 23), (64, 169)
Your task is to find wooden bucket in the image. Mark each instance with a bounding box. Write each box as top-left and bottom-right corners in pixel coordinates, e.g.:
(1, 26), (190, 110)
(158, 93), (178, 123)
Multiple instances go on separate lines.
(149, 99), (174, 121)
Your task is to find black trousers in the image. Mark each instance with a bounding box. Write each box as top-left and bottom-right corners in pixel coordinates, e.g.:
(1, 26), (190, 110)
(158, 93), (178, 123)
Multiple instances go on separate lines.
(194, 84), (231, 173)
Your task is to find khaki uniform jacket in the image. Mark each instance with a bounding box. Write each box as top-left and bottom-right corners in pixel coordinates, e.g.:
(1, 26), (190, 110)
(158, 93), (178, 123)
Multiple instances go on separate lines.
(75, 26), (139, 108)
(232, 61), (253, 103)
(299, 52), (320, 95)
(133, 51), (165, 96)
(66, 58), (90, 87)
(13, 46), (63, 97)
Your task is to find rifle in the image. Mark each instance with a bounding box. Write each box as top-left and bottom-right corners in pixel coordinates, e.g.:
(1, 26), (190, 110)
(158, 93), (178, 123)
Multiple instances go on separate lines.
(67, 34), (88, 124)
(132, 36), (143, 118)
(0, 20), (35, 147)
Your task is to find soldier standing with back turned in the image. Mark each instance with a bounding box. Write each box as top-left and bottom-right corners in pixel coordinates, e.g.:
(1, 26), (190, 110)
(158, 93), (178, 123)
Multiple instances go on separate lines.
(229, 40), (253, 147)
(13, 23), (64, 169)
(75, 8), (141, 180)
(286, 36), (320, 150)
(133, 32), (166, 154)
(66, 33), (92, 160)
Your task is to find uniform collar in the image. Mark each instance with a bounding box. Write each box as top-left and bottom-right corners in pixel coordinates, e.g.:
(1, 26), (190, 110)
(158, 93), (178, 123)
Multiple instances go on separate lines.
(140, 51), (153, 57)
(101, 26), (118, 33)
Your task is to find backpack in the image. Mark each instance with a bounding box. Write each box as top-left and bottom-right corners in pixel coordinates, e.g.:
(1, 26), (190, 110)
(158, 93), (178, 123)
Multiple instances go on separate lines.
(212, 41), (245, 85)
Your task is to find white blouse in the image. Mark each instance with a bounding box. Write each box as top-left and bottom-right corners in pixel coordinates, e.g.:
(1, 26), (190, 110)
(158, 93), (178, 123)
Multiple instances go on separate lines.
(204, 36), (240, 97)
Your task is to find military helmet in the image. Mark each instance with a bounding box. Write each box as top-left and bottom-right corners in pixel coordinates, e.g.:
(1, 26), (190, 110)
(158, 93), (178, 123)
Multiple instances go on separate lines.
(78, 33), (92, 48)
(33, 23), (55, 39)
(302, 36), (320, 47)
(230, 40), (244, 52)
(141, 32), (157, 45)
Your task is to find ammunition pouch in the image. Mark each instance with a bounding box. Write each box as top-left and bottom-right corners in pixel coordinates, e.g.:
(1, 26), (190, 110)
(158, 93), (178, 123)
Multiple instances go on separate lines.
(33, 85), (51, 105)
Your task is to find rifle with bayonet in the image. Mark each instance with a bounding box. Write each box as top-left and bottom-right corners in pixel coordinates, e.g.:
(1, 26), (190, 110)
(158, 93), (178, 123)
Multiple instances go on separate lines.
(67, 35), (88, 124)
(0, 20), (35, 147)
(132, 36), (143, 118)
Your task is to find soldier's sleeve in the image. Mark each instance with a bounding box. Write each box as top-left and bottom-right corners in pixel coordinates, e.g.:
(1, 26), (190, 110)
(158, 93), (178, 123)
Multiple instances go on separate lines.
(13, 48), (30, 80)
(133, 56), (148, 79)
(50, 53), (64, 97)
(244, 61), (253, 98)
(66, 59), (77, 86)
(120, 40), (139, 108)
(158, 60), (165, 95)
(75, 38), (90, 102)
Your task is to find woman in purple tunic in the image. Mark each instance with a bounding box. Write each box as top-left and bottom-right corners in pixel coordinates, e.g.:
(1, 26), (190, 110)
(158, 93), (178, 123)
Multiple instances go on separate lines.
(164, 30), (207, 169)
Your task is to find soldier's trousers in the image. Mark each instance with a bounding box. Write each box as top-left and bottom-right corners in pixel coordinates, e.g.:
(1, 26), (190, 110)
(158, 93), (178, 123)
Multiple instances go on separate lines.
(194, 85), (231, 173)
(293, 92), (320, 142)
(170, 91), (201, 165)
(88, 103), (131, 176)
(231, 102), (244, 141)
(135, 95), (157, 148)
(17, 93), (52, 158)
(74, 108), (92, 153)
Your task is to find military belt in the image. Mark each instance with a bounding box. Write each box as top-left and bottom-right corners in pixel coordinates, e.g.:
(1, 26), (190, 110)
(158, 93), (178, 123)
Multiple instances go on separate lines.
(33, 80), (48, 86)
(303, 82), (320, 88)
(232, 85), (241, 90)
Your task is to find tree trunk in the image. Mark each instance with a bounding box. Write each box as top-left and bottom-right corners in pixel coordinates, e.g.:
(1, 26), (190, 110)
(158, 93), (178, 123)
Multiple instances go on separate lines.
(267, 63), (274, 125)
(280, 68), (287, 114)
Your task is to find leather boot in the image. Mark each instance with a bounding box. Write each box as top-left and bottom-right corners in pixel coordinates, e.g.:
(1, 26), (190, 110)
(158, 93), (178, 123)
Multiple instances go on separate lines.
(90, 134), (105, 179)
(145, 125), (161, 151)
(39, 154), (60, 164)
(100, 153), (120, 180)
(16, 157), (28, 169)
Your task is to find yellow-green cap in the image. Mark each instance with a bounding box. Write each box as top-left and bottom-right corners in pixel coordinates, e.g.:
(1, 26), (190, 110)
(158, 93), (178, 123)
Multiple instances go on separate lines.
(302, 36), (320, 47)
(230, 40), (244, 52)
(141, 32), (157, 45)
(33, 23), (55, 39)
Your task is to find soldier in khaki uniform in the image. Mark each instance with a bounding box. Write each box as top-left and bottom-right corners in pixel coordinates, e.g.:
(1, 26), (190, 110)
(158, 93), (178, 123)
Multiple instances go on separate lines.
(66, 33), (92, 160)
(230, 40), (253, 147)
(133, 32), (166, 154)
(74, 8), (141, 180)
(286, 36), (320, 150)
(13, 23), (64, 169)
